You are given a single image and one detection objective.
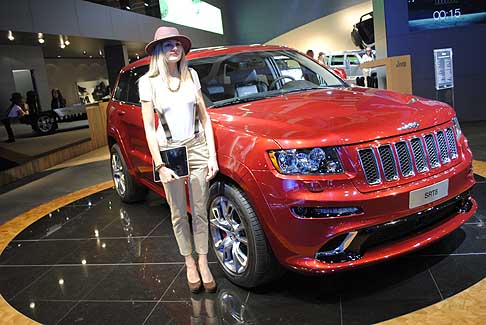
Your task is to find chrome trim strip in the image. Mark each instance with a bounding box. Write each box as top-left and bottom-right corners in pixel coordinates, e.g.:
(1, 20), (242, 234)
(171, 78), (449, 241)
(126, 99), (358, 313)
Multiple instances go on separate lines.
(317, 231), (358, 256)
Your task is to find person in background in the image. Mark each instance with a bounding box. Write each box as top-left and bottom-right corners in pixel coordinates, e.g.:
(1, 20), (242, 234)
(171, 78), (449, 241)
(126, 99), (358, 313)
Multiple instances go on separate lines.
(360, 47), (376, 87)
(51, 88), (66, 109)
(1, 92), (27, 143)
(317, 52), (327, 65)
(306, 49), (315, 59)
(25, 90), (40, 115)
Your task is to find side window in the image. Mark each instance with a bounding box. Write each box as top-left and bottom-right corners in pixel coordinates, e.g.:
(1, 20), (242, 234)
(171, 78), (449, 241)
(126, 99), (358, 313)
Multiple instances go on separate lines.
(113, 72), (129, 102)
(347, 55), (360, 65)
(275, 57), (304, 80)
(127, 65), (149, 105)
(330, 55), (344, 66)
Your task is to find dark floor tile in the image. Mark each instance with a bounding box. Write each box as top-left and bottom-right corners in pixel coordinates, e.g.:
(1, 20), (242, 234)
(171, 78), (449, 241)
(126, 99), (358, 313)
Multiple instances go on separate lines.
(474, 174), (486, 183)
(96, 204), (171, 238)
(45, 201), (121, 240)
(471, 183), (486, 222)
(56, 238), (135, 265)
(122, 237), (184, 264)
(13, 205), (91, 241)
(427, 254), (486, 298)
(337, 257), (440, 302)
(8, 299), (76, 325)
(144, 301), (195, 325)
(65, 189), (114, 208)
(58, 301), (156, 325)
(83, 264), (182, 301)
(0, 240), (87, 265)
(12, 265), (115, 301)
(341, 299), (438, 325)
(163, 264), (227, 301)
(0, 266), (50, 300)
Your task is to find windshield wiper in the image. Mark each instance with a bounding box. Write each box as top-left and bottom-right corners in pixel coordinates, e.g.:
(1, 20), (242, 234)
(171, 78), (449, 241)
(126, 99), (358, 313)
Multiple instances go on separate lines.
(210, 95), (276, 108)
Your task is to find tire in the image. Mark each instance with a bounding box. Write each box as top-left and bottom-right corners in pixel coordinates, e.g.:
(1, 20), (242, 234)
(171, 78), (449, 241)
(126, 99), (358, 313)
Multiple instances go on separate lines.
(33, 112), (58, 135)
(208, 181), (283, 288)
(110, 144), (147, 203)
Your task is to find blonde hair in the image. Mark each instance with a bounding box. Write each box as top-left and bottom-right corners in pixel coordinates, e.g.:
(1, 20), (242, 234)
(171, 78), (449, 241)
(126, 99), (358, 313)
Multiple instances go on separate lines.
(146, 42), (191, 83)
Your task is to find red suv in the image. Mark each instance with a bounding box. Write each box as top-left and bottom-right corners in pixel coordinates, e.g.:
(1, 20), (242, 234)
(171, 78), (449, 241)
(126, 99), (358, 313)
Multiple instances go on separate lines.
(107, 45), (477, 287)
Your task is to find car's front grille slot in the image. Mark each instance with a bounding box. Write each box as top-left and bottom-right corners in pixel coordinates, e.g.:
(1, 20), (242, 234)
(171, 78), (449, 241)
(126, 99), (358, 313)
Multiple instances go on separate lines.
(445, 128), (458, 159)
(358, 149), (381, 185)
(436, 130), (450, 164)
(424, 134), (440, 168)
(378, 145), (398, 181)
(358, 126), (459, 185)
(410, 138), (428, 173)
(395, 141), (414, 177)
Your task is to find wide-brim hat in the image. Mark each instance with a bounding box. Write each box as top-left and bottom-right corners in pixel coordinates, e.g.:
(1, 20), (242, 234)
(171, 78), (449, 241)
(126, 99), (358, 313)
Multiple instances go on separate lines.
(145, 26), (192, 55)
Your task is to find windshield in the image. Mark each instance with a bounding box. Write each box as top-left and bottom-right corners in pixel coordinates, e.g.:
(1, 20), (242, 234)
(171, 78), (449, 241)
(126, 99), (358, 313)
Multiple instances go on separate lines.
(189, 49), (347, 108)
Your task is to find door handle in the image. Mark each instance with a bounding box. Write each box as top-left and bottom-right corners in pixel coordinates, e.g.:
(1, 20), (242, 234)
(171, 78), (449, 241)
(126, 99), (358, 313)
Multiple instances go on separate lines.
(117, 110), (126, 116)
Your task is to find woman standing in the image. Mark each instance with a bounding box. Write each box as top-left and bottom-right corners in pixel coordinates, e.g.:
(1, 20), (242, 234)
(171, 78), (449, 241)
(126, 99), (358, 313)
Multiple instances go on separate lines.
(1, 92), (27, 143)
(138, 27), (219, 293)
(51, 88), (66, 109)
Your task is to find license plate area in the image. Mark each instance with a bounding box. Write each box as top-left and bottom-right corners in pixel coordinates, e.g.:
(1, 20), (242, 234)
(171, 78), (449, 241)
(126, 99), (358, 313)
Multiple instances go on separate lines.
(409, 179), (449, 209)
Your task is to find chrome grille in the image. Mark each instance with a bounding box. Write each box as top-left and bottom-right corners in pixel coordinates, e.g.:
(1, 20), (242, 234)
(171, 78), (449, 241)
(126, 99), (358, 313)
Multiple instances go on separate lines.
(358, 149), (381, 185)
(378, 145), (398, 181)
(410, 138), (428, 173)
(395, 141), (414, 177)
(445, 128), (458, 159)
(424, 134), (440, 168)
(358, 127), (459, 185)
(436, 130), (450, 164)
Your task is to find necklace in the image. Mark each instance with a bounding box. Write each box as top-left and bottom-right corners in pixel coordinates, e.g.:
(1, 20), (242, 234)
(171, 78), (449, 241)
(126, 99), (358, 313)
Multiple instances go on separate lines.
(167, 77), (181, 92)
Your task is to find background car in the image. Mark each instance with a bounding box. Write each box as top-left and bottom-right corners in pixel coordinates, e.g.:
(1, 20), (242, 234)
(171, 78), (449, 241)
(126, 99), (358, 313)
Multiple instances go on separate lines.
(107, 45), (477, 288)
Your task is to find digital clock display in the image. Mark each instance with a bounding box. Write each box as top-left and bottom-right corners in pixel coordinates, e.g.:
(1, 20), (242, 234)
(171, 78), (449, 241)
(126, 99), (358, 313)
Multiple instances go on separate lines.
(408, 0), (486, 31)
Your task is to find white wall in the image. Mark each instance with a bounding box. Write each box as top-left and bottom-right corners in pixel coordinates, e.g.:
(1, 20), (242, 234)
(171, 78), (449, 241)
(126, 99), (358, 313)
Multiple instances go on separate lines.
(265, 1), (372, 55)
(0, 45), (50, 112)
(45, 59), (109, 106)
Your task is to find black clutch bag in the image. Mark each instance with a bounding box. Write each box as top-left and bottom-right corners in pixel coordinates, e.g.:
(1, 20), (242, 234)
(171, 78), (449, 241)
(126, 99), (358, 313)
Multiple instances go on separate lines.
(153, 146), (189, 182)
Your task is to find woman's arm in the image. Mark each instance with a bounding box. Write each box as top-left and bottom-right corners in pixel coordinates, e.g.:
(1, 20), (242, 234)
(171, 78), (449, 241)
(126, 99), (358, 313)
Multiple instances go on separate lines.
(141, 100), (178, 182)
(195, 91), (219, 181)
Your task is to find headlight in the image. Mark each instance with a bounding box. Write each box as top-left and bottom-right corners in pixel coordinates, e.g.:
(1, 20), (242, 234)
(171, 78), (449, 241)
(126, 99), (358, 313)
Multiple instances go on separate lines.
(268, 147), (343, 175)
(452, 117), (462, 139)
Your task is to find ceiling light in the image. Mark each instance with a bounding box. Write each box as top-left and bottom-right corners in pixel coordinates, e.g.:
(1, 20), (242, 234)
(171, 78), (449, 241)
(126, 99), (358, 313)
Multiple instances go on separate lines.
(126, 6), (131, 10)
(144, 2), (149, 7)
(7, 30), (14, 41)
(82, 50), (87, 55)
(136, 53), (140, 59)
(38, 32), (44, 44)
(57, 55), (61, 58)
(99, 49), (103, 56)
(64, 36), (70, 46)
(89, 55), (93, 58)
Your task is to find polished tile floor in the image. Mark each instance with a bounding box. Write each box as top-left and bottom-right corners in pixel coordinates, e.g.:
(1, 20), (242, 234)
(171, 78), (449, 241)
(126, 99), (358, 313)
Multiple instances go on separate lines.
(1, 175), (485, 324)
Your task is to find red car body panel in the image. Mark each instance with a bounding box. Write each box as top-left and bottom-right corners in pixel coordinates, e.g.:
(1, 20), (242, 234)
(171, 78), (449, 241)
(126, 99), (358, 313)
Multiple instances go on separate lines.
(107, 45), (477, 274)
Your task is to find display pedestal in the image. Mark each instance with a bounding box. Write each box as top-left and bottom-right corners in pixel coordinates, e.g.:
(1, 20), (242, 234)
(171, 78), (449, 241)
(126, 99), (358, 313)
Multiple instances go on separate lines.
(86, 102), (108, 149)
(360, 55), (412, 94)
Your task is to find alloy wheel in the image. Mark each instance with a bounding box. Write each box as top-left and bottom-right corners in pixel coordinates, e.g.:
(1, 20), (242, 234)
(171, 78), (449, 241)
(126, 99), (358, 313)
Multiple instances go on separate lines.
(210, 196), (249, 275)
(111, 152), (126, 196)
(37, 115), (53, 133)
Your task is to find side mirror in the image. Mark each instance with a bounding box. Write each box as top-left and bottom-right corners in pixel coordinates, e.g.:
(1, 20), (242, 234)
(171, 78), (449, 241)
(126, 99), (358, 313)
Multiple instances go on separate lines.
(333, 68), (347, 80)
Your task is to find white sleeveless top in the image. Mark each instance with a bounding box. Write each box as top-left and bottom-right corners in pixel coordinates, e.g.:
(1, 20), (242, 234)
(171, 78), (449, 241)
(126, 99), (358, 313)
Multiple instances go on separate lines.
(138, 68), (201, 144)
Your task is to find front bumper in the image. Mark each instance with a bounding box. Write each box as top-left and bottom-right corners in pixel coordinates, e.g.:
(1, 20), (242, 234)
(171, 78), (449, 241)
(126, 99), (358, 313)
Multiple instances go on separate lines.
(250, 155), (476, 273)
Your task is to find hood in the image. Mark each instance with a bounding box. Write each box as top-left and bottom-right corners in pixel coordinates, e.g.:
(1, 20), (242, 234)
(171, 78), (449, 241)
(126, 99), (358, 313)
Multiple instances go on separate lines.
(209, 87), (455, 149)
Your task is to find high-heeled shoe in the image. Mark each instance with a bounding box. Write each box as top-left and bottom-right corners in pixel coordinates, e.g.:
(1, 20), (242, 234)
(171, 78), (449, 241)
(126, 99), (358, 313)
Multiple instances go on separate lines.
(188, 279), (202, 293)
(202, 280), (217, 293)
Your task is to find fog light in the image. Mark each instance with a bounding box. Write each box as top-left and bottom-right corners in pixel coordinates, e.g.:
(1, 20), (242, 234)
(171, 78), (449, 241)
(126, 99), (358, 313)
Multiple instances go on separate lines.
(291, 206), (363, 218)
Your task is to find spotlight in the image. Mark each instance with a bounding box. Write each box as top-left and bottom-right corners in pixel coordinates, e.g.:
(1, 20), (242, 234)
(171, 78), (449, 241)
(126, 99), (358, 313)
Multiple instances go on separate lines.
(89, 55), (93, 58)
(60, 43), (66, 49)
(136, 53), (140, 59)
(7, 30), (14, 41)
(144, 2), (149, 7)
(64, 36), (70, 46)
(126, 6), (131, 10)
(99, 49), (103, 56)
(82, 50), (87, 55)
(38, 32), (45, 44)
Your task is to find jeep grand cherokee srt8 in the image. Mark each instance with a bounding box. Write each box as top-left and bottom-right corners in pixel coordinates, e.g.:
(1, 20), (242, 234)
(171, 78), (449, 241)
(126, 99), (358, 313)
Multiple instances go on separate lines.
(107, 45), (477, 287)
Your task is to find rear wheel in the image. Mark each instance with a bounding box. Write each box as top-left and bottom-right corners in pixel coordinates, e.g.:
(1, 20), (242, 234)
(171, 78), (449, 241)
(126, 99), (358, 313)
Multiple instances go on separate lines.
(208, 181), (283, 288)
(110, 144), (147, 202)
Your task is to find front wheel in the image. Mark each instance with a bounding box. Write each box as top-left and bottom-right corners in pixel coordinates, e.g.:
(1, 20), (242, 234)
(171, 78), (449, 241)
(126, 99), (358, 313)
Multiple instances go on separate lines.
(33, 113), (57, 135)
(208, 182), (283, 288)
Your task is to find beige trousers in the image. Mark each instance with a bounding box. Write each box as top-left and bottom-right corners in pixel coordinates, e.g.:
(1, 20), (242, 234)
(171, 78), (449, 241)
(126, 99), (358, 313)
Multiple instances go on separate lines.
(161, 134), (210, 256)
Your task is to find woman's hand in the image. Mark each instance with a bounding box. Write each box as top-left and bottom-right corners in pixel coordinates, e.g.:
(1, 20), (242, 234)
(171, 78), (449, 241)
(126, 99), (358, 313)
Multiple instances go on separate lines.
(206, 156), (219, 181)
(158, 167), (179, 183)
